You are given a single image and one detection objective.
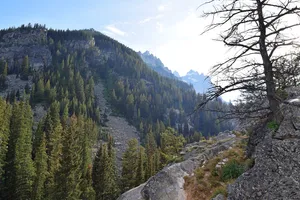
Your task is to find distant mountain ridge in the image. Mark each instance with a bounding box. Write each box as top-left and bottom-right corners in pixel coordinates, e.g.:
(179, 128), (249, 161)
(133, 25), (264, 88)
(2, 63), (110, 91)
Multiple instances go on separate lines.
(138, 50), (212, 94)
(138, 51), (178, 79)
(180, 70), (212, 94)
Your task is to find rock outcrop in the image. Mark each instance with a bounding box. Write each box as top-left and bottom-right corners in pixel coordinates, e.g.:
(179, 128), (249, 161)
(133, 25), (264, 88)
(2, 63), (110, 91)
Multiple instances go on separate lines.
(64, 38), (95, 51)
(0, 29), (52, 69)
(0, 29), (95, 71)
(228, 87), (300, 200)
(93, 82), (140, 170)
(118, 131), (237, 200)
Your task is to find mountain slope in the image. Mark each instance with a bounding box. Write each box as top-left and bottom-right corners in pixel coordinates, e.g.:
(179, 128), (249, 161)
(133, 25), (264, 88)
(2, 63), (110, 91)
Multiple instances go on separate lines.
(138, 51), (213, 94)
(0, 24), (233, 199)
(181, 70), (212, 94)
(138, 51), (178, 79)
(0, 26), (232, 143)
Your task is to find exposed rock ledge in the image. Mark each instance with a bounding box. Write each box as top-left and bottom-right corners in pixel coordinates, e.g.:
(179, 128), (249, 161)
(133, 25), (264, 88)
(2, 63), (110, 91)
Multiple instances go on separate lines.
(228, 87), (300, 200)
(118, 131), (238, 200)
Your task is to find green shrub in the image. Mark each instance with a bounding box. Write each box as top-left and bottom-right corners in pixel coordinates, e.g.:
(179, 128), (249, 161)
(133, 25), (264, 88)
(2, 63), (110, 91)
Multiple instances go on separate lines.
(276, 89), (288, 100)
(211, 167), (219, 177)
(267, 120), (279, 131)
(221, 159), (244, 181)
(211, 186), (227, 198)
(244, 158), (255, 170)
(195, 168), (205, 183)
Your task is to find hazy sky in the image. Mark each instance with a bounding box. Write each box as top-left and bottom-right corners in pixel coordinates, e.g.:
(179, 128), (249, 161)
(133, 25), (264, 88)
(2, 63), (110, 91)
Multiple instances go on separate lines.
(0, 0), (226, 77)
(2, 1), (299, 102)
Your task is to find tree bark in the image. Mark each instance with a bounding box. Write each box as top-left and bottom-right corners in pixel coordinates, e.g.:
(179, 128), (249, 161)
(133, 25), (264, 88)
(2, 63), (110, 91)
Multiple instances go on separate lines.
(256, 0), (282, 122)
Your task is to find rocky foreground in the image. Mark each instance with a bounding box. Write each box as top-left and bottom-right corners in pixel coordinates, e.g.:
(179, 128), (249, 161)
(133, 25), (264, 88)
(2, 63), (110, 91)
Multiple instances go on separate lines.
(119, 87), (300, 200)
(118, 131), (237, 200)
(227, 88), (300, 200)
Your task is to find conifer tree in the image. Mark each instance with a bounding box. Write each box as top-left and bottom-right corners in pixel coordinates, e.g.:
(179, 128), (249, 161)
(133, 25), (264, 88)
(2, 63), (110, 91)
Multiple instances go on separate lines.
(145, 132), (157, 179)
(0, 99), (11, 183)
(45, 79), (51, 100)
(4, 101), (35, 199)
(32, 133), (48, 200)
(3, 61), (7, 76)
(92, 143), (103, 199)
(101, 144), (119, 200)
(121, 138), (138, 191)
(36, 78), (45, 101)
(160, 127), (185, 166)
(21, 55), (29, 80)
(44, 107), (63, 200)
(135, 146), (145, 185)
(80, 116), (96, 200)
(75, 72), (85, 103)
(55, 115), (82, 200)
(81, 165), (95, 200)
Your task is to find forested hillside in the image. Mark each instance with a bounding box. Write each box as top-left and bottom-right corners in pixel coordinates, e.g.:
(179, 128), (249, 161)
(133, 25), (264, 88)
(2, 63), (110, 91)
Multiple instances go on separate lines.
(0, 24), (233, 199)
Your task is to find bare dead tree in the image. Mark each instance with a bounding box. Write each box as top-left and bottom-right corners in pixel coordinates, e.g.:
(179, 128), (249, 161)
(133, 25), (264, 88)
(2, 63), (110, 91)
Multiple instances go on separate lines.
(198, 0), (300, 123)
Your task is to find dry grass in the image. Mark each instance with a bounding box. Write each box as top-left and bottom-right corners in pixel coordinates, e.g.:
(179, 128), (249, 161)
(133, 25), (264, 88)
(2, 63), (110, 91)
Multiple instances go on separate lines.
(184, 142), (252, 200)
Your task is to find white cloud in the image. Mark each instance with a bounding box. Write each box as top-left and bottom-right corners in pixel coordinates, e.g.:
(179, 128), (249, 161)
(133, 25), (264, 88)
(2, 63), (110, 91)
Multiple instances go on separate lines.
(139, 14), (163, 24)
(156, 22), (164, 33)
(158, 5), (165, 12)
(105, 25), (126, 36)
(154, 12), (225, 76)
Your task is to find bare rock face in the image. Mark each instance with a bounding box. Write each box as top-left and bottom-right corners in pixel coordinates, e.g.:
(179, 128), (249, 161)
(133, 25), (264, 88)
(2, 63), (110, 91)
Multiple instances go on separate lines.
(212, 194), (225, 200)
(0, 75), (32, 97)
(0, 29), (52, 70)
(93, 82), (140, 171)
(118, 132), (237, 200)
(228, 87), (300, 200)
(64, 38), (95, 51)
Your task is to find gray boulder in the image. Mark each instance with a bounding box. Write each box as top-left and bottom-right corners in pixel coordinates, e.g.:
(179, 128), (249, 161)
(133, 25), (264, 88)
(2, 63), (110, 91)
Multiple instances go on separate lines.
(212, 194), (225, 200)
(118, 132), (238, 200)
(228, 87), (300, 200)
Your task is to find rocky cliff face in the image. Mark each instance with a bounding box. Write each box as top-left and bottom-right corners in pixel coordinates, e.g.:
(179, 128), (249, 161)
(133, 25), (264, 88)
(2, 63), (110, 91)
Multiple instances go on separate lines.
(227, 87), (300, 200)
(64, 37), (95, 52)
(0, 29), (51, 70)
(0, 29), (95, 71)
(118, 131), (237, 200)
(93, 82), (140, 171)
(138, 51), (178, 79)
(0, 28), (139, 171)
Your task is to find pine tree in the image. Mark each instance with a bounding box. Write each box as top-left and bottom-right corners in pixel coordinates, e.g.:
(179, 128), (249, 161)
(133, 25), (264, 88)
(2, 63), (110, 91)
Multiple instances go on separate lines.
(80, 116), (96, 200)
(0, 61), (8, 88)
(101, 144), (119, 200)
(21, 55), (29, 80)
(32, 133), (48, 200)
(0, 99), (11, 188)
(55, 115), (82, 200)
(92, 141), (119, 200)
(81, 165), (95, 200)
(45, 79), (51, 100)
(36, 78), (45, 101)
(15, 101), (35, 200)
(160, 127), (185, 166)
(75, 72), (85, 103)
(92, 143), (103, 200)
(3, 61), (7, 76)
(44, 118), (63, 199)
(4, 101), (35, 199)
(121, 138), (138, 191)
(145, 132), (157, 179)
(135, 146), (145, 185)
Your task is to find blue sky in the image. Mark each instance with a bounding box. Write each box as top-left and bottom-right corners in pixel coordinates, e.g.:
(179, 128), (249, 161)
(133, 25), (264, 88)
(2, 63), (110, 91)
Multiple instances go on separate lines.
(0, 0), (238, 100)
(0, 0), (226, 75)
(2, 1), (300, 102)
